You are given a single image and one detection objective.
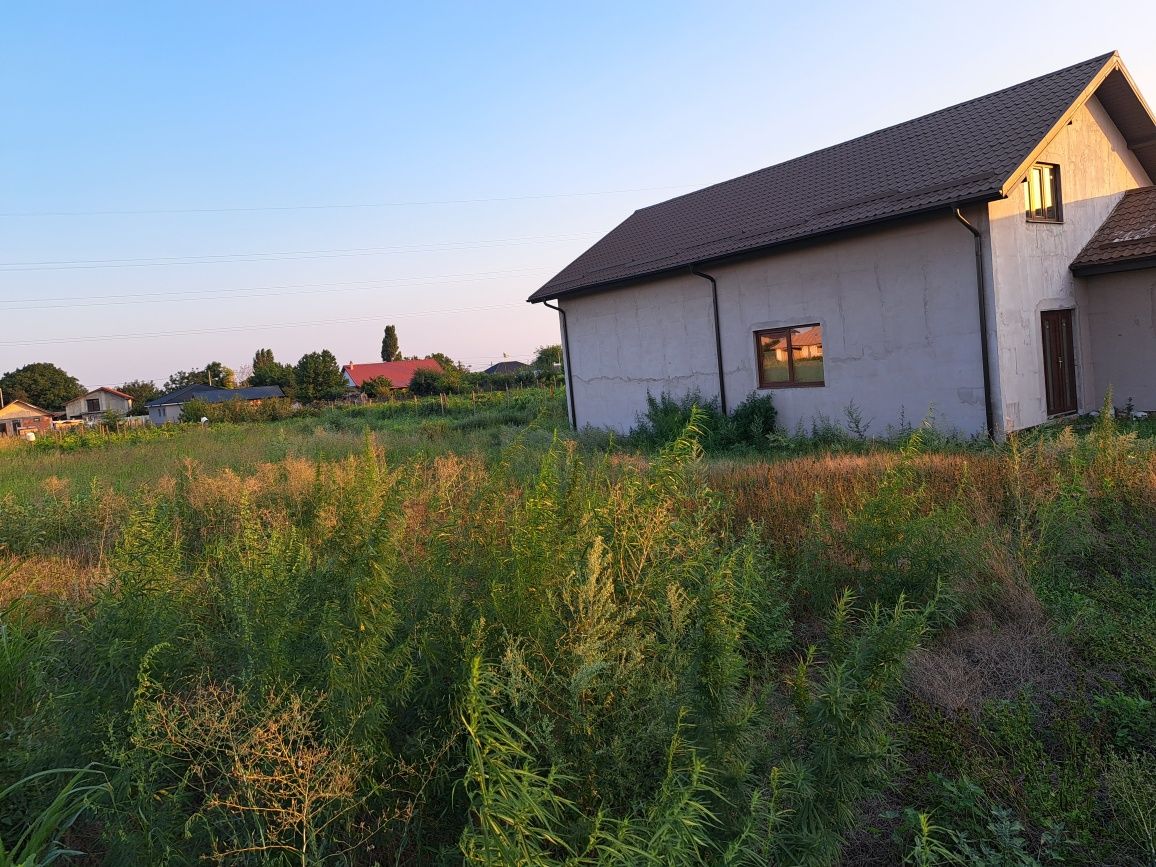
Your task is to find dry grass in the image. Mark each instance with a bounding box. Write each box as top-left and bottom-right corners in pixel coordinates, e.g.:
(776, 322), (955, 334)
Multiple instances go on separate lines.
(130, 682), (382, 864)
(905, 599), (1073, 715)
(709, 452), (1010, 549)
(0, 553), (107, 609)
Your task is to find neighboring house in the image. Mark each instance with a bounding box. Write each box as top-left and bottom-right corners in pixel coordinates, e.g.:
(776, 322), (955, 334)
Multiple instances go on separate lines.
(65, 387), (133, 422)
(484, 360), (531, 375)
(0, 400), (54, 437)
(145, 384), (285, 425)
(342, 359), (442, 390)
(529, 52), (1156, 437)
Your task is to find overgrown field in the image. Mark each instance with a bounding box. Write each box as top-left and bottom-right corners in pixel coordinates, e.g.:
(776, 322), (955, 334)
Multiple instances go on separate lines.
(1, 392), (1155, 865)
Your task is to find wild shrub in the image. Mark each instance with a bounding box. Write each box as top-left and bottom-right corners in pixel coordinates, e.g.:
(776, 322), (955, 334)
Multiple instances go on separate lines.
(1014, 395), (1156, 689)
(629, 390), (725, 450)
(723, 393), (778, 448)
(123, 679), (368, 865)
(772, 591), (934, 864)
(917, 773), (1071, 865)
(1104, 751), (1156, 866)
(800, 432), (981, 617)
(629, 391), (779, 453)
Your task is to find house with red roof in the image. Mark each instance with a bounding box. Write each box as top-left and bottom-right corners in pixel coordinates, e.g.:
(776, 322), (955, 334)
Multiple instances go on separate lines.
(342, 359), (442, 391)
(65, 387), (134, 422)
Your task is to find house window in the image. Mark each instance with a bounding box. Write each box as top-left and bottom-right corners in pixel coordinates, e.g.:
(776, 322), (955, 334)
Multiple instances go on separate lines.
(1024, 163), (1062, 222)
(755, 324), (824, 388)
(86, 398), (101, 413)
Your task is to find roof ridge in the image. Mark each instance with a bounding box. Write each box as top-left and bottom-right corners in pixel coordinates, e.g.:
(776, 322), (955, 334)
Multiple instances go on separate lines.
(635, 52), (1117, 216)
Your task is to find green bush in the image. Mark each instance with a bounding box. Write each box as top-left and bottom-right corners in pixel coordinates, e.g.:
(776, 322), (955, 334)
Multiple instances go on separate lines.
(628, 390), (777, 452)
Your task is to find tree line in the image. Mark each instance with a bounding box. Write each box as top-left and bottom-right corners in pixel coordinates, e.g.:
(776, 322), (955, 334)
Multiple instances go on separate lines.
(0, 326), (562, 415)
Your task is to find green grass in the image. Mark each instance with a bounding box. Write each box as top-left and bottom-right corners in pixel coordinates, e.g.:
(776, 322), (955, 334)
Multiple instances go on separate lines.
(1, 393), (1154, 864)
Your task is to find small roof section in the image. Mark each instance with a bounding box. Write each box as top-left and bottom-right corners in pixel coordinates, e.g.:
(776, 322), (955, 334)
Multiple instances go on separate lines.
(530, 52), (1156, 303)
(1071, 186), (1156, 275)
(146, 384), (284, 406)
(76, 386), (134, 401)
(0, 399), (52, 419)
(484, 360), (530, 374)
(342, 359), (441, 388)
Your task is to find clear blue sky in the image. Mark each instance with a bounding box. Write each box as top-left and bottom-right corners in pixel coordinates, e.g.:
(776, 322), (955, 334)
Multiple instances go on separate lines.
(2, 1), (1154, 388)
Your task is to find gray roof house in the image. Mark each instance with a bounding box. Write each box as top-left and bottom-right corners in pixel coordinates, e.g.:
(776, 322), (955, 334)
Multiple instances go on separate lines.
(146, 384), (285, 425)
(530, 52), (1156, 436)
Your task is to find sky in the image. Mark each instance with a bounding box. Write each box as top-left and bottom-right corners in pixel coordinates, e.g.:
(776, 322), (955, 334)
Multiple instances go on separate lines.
(2, 1), (1154, 389)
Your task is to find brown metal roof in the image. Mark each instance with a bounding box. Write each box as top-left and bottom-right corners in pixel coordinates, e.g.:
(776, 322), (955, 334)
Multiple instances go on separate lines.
(530, 52), (1153, 303)
(1071, 186), (1156, 275)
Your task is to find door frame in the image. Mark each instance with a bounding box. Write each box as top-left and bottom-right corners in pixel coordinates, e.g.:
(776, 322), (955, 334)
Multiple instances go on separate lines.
(1041, 307), (1078, 417)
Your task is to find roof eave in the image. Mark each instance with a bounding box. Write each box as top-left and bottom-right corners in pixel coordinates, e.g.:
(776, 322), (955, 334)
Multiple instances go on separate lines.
(529, 194), (1001, 304)
(1071, 255), (1156, 277)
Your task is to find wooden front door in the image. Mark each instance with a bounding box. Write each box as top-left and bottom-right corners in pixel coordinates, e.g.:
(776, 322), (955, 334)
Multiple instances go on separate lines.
(1041, 309), (1077, 416)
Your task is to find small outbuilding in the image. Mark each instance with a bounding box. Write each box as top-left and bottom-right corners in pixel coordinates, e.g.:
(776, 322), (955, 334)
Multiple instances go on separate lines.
(0, 399), (54, 437)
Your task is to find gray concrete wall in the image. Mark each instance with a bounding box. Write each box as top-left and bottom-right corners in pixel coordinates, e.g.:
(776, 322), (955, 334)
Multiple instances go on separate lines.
(561, 213), (988, 437)
(986, 96), (1152, 429)
(1085, 268), (1156, 411)
(562, 273), (721, 431)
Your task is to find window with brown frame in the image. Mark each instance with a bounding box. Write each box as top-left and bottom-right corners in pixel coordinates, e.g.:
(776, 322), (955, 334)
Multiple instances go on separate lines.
(86, 398), (101, 413)
(1024, 163), (1062, 222)
(755, 324), (824, 388)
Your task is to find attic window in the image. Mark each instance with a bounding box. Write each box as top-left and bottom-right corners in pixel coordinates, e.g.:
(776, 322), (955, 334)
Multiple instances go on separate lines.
(1024, 163), (1062, 222)
(755, 325), (824, 388)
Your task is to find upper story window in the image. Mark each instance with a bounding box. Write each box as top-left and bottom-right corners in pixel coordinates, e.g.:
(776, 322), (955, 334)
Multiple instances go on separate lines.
(1024, 163), (1062, 222)
(755, 324), (824, 388)
(86, 398), (100, 412)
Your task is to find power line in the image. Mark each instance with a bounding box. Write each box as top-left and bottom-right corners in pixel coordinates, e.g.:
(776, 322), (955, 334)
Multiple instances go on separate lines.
(0, 183), (701, 218)
(0, 232), (593, 272)
(0, 267), (549, 310)
(0, 303), (530, 346)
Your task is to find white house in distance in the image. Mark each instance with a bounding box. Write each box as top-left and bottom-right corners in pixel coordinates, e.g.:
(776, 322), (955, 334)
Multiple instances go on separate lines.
(65, 387), (134, 422)
(529, 52), (1156, 437)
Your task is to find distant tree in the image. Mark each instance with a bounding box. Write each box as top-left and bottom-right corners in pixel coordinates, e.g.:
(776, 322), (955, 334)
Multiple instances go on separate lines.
(163, 362), (235, 392)
(428, 352), (467, 373)
(162, 369), (204, 391)
(533, 344), (563, 371)
(361, 376), (394, 399)
(250, 361), (297, 398)
(382, 325), (401, 362)
(409, 366), (464, 396)
(294, 350), (346, 402)
(205, 361), (236, 389)
(234, 362), (254, 386)
(253, 348), (275, 369)
(119, 379), (160, 415)
(0, 362), (84, 412)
